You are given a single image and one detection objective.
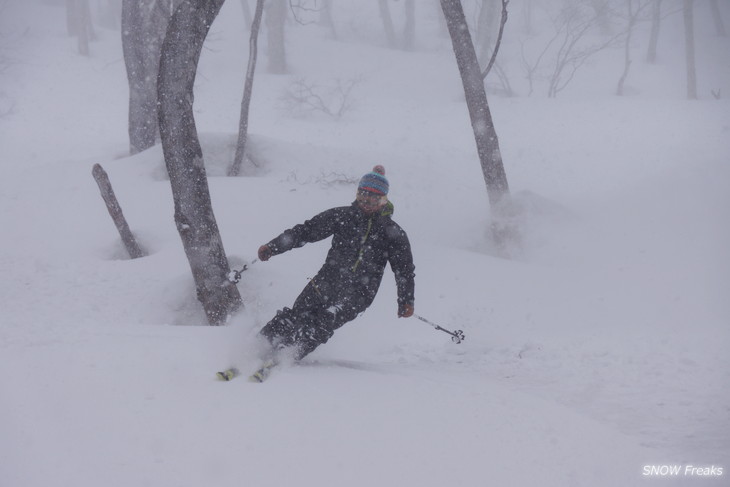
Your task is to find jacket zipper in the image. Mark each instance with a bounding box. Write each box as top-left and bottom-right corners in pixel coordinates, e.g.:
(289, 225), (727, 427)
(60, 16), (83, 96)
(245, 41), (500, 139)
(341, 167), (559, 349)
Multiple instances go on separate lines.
(351, 217), (373, 272)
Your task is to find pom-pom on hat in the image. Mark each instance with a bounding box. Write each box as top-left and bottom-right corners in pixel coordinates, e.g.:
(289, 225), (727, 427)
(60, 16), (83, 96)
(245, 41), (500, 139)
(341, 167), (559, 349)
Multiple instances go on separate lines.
(358, 165), (389, 195)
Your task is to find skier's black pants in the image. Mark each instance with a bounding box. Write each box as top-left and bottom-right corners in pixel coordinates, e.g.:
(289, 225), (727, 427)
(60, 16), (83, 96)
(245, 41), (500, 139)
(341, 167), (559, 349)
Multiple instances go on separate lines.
(259, 278), (367, 360)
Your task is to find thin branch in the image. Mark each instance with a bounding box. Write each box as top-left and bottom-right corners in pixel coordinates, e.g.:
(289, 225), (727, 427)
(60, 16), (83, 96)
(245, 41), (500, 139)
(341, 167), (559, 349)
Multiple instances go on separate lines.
(229, 0), (265, 176)
(280, 75), (363, 119)
(481, 0), (509, 79)
(289, 0), (322, 26)
(520, 26), (559, 96)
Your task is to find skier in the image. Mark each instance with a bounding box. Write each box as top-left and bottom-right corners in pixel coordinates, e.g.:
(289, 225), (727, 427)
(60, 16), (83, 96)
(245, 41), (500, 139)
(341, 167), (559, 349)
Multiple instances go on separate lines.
(256, 165), (415, 361)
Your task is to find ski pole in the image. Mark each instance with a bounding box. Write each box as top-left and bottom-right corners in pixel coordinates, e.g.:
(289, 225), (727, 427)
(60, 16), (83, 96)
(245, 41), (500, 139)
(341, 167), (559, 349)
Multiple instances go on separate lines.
(415, 315), (465, 344)
(227, 259), (258, 283)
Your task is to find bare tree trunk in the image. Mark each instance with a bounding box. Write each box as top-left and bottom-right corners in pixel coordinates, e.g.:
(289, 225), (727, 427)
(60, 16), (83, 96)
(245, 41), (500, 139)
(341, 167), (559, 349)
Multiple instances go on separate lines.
(77, 0), (91, 56)
(122, 0), (150, 153)
(69, 0), (80, 35)
(440, 0), (516, 253)
(82, 0), (95, 39)
(230, 0), (265, 177)
(265, 0), (287, 74)
(67, 0), (94, 55)
(480, 0), (508, 80)
(709, 0), (726, 37)
(92, 164), (146, 259)
(683, 0), (697, 99)
(158, 0), (243, 326)
(646, 0), (661, 63)
(475, 0), (498, 68)
(617, 0), (649, 96)
(379, 0), (397, 48)
(122, 0), (181, 155)
(403, 0), (416, 50)
(616, 11), (632, 95)
(439, 0), (510, 212)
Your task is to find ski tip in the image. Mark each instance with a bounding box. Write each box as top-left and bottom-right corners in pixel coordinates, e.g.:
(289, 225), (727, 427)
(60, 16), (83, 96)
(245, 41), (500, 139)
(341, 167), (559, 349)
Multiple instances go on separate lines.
(248, 360), (278, 383)
(248, 368), (271, 383)
(248, 373), (265, 383)
(216, 368), (239, 381)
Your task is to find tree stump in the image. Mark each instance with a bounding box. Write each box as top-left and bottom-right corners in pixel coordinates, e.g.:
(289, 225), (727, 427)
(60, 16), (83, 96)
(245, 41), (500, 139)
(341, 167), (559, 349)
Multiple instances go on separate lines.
(92, 163), (146, 259)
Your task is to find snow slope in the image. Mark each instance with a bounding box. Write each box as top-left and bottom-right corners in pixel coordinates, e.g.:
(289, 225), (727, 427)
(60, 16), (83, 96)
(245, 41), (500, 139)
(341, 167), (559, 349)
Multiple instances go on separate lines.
(1, 1), (728, 486)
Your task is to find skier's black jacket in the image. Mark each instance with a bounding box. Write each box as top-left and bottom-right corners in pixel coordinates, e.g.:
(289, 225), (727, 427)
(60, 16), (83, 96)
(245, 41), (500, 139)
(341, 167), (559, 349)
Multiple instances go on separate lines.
(265, 200), (415, 313)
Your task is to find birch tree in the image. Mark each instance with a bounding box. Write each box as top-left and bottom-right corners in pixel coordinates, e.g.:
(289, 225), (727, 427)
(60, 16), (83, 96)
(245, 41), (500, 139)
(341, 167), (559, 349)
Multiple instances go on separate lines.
(67, 0), (94, 56)
(709, 0), (725, 37)
(122, 0), (181, 154)
(229, 0), (265, 176)
(379, 0), (397, 48)
(265, 0), (287, 74)
(683, 0), (697, 99)
(616, 0), (651, 96)
(403, 0), (416, 50)
(378, 0), (416, 50)
(646, 0), (662, 63)
(158, 0), (243, 325)
(439, 0), (511, 215)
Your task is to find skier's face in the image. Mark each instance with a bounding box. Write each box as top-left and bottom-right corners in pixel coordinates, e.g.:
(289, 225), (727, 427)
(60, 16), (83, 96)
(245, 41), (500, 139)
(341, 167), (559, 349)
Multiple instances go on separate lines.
(356, 189), (387, 214)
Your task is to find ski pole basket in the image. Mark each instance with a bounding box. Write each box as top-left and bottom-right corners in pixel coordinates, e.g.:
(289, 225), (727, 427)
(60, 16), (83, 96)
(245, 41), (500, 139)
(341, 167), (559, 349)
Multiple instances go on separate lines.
(415, 315), (465, 344)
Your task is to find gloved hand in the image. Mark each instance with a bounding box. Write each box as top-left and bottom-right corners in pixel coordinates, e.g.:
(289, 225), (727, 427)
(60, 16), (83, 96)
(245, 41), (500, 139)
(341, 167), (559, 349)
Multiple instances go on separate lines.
(258, 244), (273, 261)
(398, 302), (414, 318)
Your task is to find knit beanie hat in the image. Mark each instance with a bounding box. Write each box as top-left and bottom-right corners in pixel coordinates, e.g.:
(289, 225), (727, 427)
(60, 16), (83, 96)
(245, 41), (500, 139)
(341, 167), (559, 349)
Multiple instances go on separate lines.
(358, 165), (389, 195)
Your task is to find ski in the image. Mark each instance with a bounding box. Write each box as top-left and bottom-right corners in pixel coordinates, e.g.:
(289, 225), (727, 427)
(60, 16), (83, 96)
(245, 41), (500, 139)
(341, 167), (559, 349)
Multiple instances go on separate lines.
(248, 359), (278, 383)
(216, 360), (279, 382)
(216, 367), (240, 381)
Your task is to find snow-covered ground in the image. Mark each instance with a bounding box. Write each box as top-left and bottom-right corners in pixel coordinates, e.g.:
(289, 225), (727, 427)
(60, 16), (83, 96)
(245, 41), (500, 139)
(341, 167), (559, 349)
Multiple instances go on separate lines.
(1, 1), (728, 486)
